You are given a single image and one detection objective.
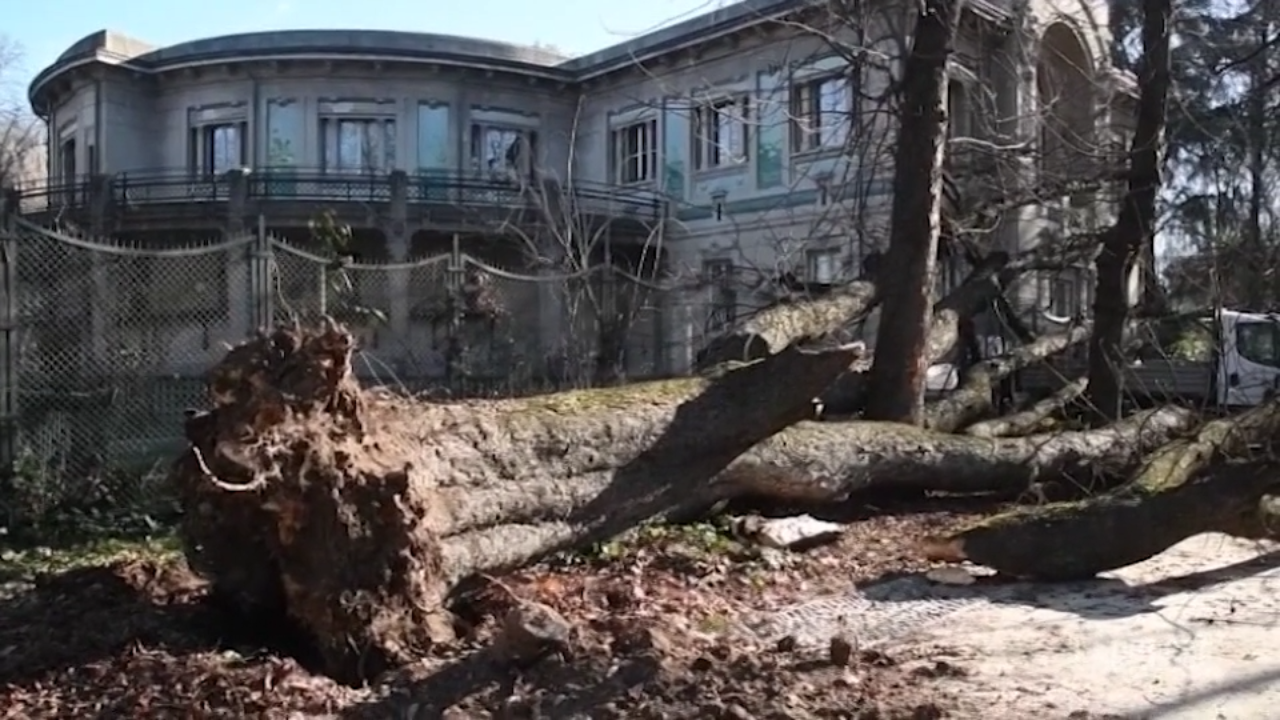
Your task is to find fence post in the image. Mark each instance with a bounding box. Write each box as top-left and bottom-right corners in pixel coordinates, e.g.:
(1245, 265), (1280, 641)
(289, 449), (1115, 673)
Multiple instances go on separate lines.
(251, 214), (274, 330)
(386, 171), (411, 358)
(226, 169), (250, 235)
(445, 233), (463, 387)
(0, 190), (20, 478)
(87, 174), (113, 235)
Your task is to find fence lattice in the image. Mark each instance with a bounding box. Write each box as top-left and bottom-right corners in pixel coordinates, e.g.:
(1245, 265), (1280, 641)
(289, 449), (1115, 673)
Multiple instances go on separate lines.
(0, 217), (684, 525)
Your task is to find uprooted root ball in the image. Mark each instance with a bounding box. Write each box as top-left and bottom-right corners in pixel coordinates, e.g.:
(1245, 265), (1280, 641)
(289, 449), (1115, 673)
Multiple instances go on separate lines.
(172, 322), (453, 684)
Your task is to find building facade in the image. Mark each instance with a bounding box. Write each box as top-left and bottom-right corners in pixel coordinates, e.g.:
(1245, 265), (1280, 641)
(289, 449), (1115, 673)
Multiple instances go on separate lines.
(19, 0), (1131, 380)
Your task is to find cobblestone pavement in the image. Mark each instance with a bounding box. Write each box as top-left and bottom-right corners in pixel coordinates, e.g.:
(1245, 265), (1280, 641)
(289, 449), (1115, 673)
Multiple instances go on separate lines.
(737, 575), (992, 648)
(735, 534), (1280, 719)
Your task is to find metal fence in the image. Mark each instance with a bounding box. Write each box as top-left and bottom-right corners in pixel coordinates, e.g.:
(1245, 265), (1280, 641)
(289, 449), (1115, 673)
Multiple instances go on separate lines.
(0, 213), (680, 526)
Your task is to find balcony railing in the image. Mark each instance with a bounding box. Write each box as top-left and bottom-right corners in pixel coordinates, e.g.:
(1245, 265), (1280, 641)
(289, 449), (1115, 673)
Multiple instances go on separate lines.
(14, 168), (667, 222)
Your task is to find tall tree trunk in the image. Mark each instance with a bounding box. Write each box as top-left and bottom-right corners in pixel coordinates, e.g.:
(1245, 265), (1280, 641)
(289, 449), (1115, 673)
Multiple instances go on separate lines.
(865, 0), (964, 424)
(1085, 0), (1172, 421)
(1244, 21), (1268, 309)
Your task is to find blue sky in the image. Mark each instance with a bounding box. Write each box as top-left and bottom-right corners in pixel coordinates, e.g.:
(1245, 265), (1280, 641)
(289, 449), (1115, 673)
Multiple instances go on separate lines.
(5, 0), (726, 90)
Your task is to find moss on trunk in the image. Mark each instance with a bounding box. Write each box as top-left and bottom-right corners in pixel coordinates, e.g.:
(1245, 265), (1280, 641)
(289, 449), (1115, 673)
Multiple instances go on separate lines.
(931, 401), (1280, 579)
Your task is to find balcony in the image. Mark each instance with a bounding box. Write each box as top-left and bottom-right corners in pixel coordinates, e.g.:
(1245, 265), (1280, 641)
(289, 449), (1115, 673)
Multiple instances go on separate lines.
(14, 168), (667, 231)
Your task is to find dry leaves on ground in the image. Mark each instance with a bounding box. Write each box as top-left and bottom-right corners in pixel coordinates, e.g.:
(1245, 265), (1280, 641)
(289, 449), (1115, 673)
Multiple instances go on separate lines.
(0, 498), (994, 719)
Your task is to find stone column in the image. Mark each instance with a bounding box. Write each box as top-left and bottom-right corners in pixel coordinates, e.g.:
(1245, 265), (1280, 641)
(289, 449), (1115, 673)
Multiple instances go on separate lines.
(385, 171), (411, 372)
(87, 174), (114, 368)
(226, 169), (249, 236)
(224, 170), (253, 340)
(536, 229), (567, 381)
(660, 279), (690, 377)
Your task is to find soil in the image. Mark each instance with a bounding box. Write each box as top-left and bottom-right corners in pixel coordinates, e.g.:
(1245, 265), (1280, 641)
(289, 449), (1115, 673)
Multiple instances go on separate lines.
(0, 496), (992, 719)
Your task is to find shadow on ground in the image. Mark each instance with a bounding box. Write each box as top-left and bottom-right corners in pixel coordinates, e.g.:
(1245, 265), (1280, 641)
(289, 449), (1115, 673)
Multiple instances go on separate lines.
(0, 558), (367, 716)
(851, 545), (1280, 623)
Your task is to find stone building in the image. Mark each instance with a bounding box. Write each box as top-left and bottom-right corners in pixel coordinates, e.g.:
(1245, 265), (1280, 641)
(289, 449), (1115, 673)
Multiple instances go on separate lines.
(20, 0), (1133, 379)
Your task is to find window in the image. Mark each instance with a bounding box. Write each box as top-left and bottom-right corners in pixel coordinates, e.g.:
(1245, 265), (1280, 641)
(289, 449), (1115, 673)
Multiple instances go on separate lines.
(947, 80), (972, 141)
(188, 122), (246, 175)
(470, 124), (537, 179)
(59, 137), (77, 205)
(790, 74), (852, 153)
(935, 253), (964, 297)
(1237, 321), (1280, 368)
(321, 118), (396, 173)
(693, 96), (750, 170)
(611, 119), (658, 184)
(806, 248), (842, 285)
(1049, 272), (1079, 319)
(703, 258), (736, 332)
(59, 138), (76, 181)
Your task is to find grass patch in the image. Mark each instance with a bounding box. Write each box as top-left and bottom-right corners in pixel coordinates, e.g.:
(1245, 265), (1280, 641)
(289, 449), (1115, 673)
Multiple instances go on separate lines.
(0, 530), (180, 579)
(0, 533), (180, 582)
(554, 517), (743, 566)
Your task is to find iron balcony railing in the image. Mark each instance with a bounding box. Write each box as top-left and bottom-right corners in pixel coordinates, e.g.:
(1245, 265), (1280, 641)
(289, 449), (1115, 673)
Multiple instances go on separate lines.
(14, 167), (666, 222)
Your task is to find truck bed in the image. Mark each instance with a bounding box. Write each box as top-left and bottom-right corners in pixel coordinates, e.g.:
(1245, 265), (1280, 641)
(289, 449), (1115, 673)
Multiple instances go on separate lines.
(1018, 359), (1213, 401)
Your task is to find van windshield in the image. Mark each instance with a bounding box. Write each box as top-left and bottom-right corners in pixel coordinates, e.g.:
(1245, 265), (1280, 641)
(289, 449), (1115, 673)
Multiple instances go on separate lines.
(1236, 320), (1280, 368)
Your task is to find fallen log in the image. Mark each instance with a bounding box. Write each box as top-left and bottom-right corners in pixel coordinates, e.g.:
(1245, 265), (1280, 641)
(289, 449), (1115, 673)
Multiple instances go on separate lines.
(173, 324), (860, 684)
(696, 281), (877, 368)
(964, 377), (1087, 438)
(933, 310), (1179, 436)
(928, 400), (1280, 579)
(821, 253), (1017, 415)
(925, 324), (1091, 432)
(718, 405), (1197, 503)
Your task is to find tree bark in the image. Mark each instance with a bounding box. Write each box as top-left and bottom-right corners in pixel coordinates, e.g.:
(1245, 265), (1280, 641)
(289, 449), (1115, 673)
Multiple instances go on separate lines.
(696, 281), (877, 369)
(928, 400), (1280, 579)
(924, 324), (1091, 432)
(722, 405), (1195, 503)
(173, 324), (861, 684)
(963, 376), (1087, 437)
(821, 252), (1013, 415)
(1085, 0), (1172, 421)
(864, 0), (965, 424)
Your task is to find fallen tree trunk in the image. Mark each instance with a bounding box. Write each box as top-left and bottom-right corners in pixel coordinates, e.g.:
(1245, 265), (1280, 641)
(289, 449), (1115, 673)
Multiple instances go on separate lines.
(821, 253), (1016, 415)
(438, 406), (1195, 572)
(932, 310), (1181, 435)
(174, 324), (861, 683)
(175, 324), (1200, 683)
(964, 377), (1087, 438)
(696, 281), (877, 368)
(925, 324), (1090, 432)
(928, 400), (1280, 579)
(716, 405), (1197, 503)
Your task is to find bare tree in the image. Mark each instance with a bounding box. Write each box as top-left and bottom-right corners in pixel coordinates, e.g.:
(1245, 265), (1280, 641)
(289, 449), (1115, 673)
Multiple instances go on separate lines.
(494, 94), (673, 387)
(863, 0), (964, 424)
(1084, 0), (1172, 421)
(0, 37), (45, 191)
